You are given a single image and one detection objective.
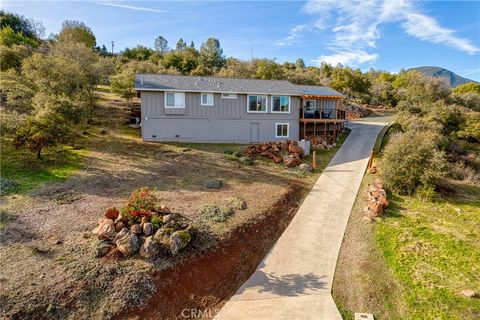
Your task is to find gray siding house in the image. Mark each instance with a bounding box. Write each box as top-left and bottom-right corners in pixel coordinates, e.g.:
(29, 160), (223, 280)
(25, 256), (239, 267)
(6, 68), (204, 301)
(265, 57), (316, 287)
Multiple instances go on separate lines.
(134, 74), (344, 144)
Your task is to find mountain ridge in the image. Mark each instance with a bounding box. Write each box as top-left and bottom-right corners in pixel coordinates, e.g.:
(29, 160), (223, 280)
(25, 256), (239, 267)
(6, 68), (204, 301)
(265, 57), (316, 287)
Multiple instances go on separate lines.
(408, 66), (477, 87)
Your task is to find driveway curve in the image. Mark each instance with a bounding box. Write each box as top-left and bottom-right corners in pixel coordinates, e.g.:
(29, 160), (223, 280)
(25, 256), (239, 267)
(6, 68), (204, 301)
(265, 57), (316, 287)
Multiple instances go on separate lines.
(215, 118), (388, 320)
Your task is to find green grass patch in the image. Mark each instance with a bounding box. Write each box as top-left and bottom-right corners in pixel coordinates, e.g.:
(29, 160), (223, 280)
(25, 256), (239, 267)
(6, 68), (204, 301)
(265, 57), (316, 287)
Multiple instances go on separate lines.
(375, 186), (480, 319)
(1, 136), (87, 194)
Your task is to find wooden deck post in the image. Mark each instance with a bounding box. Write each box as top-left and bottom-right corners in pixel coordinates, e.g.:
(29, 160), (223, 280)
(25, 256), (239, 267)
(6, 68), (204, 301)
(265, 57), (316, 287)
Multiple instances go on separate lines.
(323, 123), (327, 140)
(333, 122), (337, 140)
(303, 122), (306, 139)
(313, 122), (316, 145)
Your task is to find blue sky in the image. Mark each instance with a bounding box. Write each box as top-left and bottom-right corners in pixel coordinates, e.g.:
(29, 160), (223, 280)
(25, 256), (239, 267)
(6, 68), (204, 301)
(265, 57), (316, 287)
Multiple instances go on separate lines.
(2, 0), (480, 80)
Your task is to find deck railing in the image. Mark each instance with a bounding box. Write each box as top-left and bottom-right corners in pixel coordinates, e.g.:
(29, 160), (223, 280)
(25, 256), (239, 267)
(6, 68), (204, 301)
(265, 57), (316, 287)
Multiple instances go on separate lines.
(300, 108), (346, 120)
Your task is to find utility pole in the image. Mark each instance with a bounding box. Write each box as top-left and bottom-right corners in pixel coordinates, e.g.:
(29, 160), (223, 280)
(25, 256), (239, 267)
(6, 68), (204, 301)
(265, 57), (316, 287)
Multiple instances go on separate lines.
(111, 41), (115, 56)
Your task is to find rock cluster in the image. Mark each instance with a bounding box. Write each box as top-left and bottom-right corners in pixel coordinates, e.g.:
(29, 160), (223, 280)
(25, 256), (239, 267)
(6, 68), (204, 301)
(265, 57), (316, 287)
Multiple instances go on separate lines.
(243, 140), (305, 167)
(366, 179), (389, 219)
(311, 136), (337, 150)
(92, 206), (193, 259)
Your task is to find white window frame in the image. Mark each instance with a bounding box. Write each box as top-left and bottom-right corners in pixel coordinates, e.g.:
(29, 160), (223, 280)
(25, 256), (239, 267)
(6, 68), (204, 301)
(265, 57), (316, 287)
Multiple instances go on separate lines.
(247, 95), (268, 113)
(275, 123), (289, 138)
(221, 93), (237, 99)
(271, 96), (291, 113)
(164, 92), (186, 108)
(201, 92), (214, 106)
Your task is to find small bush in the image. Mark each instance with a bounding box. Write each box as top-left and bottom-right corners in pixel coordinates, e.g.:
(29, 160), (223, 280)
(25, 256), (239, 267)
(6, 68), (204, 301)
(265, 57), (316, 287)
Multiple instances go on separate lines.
(150, 214), (163, 230)
(238, 156), (254, 165)
(121, 187), (159, 224)
(449, 161), (480, 185)
(415, 185), (437, 202)
(225, 197), (247, 210)
(381, 131), (447, 195)
(199, 204), (233, 222)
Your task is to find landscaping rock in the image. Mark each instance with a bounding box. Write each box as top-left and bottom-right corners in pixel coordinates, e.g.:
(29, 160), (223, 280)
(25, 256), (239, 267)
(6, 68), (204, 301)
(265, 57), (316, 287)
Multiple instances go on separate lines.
(283, 154), (301, 167)
(113, 227), (129, 243)
(95, 240), (113, 258)
(94, 219), (116, 240)
(288, 144), (304, 156)
(0, 178), (18, 194)
(114, 221), (126, 232)
(130, 224), (142, 235)
(461, 289), (476, 298)
(143, 222), (153, 236)
(203, 179), (223, 189)
(139, 236), (159, 258)
(104, 207), (119, 220)
(159, 205), (171, 214)
(169, 230), (191, 255)
(162, 214), (174, 224)
(154, 227), (174, 245)
(273, 156), (283, 164)
(299, 163), (312, 172)
(116, 233), (140, 257)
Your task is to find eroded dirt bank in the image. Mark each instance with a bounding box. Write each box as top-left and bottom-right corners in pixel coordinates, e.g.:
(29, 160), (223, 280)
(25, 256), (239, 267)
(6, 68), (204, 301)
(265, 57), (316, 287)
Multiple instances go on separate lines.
(119, 185), (302, 320)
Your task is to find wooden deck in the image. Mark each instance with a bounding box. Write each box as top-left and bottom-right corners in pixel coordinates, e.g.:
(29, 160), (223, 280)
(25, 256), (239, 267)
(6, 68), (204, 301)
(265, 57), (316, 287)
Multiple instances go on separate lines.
(300, 118), (346, 123)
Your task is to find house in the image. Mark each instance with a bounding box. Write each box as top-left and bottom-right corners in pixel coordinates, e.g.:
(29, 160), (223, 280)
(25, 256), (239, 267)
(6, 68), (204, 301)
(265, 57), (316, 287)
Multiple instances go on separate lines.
(134, 74), (345, 144)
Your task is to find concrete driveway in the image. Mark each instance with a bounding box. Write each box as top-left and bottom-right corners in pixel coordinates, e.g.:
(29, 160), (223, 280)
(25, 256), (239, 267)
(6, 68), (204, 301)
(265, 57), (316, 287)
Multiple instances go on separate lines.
(215, 118), (388, 320)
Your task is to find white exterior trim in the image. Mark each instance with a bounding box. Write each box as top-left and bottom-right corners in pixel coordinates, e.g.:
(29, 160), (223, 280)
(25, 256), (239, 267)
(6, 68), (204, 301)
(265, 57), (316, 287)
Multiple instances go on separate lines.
(275, 123), (289, 138)
(200, 92), (214, 106)
(247, 94), (268, 113)
(164, 92), (186, 108)
(271, 95), (291, 114)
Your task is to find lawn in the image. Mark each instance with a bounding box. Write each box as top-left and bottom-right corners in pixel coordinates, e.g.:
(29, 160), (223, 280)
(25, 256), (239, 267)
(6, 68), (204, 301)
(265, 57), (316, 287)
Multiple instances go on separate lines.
(334, 129), (480, 320)
(0, 136), (87, 194)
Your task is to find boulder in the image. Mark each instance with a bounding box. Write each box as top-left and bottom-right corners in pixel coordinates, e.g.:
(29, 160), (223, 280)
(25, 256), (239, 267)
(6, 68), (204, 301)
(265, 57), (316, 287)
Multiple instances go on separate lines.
(283, 154), (301, 167)
(299, 163), (312, 172)
(93, 219), (116, 240)
(116, 233), (140, 257)
(273, 156), (283, 164)
(203, 178), (223, 189)
(162, 214), (174, 224)
(159, 205), (171, 214)
(113, 227), (129, 243)
(115, 221), (126, 232)
(139, 236), (159, 258)
(169, 230), (192, 255)
(368, 202), (383, 217)
(288, 144), (304, 157)
(130, 224), (142, 235)
(143, 222), (153, 236)
(367, 166), (377, 174)
(461, 289), (476, 298)
(104, 207), (119, 220)
(95, 240), (113, 258)
(154, 227), (174, 245)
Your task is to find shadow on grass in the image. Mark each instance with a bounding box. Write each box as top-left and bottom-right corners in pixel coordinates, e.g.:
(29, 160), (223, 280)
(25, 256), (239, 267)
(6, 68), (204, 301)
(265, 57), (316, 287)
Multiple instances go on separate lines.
(383, 193), (406, 219)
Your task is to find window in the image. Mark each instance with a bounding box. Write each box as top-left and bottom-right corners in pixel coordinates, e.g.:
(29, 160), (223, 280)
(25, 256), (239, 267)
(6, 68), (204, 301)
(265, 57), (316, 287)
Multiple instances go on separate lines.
(275, 123), (289, 138)
(165, 92), (185, 108)
(201, 93), (214, 106)
(272, 96), (290, 113)
(221, 93), (237, 99)
(247, 95), (267, 113)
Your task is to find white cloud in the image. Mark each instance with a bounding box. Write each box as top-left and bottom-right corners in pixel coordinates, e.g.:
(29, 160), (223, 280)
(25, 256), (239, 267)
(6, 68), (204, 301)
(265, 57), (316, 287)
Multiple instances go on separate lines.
(276, 24), (308, 46)
(312, 50), (378, 66)
(97, 1), (167, 13)
(281, 0), (479, 67)
(402, 13), (478, 55)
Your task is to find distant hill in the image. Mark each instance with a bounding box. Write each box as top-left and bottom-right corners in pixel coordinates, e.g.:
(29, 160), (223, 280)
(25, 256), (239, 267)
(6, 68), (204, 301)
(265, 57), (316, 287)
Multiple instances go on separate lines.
(408, 66), (477, 87)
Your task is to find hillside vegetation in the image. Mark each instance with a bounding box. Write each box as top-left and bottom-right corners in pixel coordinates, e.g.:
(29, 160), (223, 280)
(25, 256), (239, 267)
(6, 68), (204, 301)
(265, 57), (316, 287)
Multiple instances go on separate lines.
(410, 66), (477, 87)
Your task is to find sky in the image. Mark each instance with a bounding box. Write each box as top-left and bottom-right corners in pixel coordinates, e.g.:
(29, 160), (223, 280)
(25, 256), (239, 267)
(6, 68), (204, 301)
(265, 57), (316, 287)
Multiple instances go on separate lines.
(2, 0), (480, 81)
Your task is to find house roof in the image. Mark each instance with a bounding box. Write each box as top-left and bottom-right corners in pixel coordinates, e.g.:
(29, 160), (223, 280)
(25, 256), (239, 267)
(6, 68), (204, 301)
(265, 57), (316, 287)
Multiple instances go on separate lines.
(134, 74), (343, 97)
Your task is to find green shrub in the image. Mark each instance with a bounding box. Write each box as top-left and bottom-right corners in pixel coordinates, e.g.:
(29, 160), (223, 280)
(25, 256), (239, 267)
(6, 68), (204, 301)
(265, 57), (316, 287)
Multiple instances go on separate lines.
(150, 214), (163, 230)
(120, 187), (159, 224)
(381, 131), (447, 195)
(415, 184), (437, 202)
(225, 197), (247, 210)
(199, 204), (233, 222)
(238, 156), (254, 165)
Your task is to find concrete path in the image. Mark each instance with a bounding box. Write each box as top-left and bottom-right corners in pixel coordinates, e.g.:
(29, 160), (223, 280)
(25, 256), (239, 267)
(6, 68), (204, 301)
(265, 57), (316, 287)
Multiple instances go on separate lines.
(215, 118), (388, 320)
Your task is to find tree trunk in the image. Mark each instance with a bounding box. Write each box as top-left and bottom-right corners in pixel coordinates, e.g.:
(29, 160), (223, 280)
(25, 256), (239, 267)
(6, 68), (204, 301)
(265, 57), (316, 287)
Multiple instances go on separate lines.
(36, 148), (42, 160)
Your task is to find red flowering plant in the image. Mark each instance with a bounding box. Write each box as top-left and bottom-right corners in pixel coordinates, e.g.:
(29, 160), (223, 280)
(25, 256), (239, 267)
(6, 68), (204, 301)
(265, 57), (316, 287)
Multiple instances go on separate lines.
(121, 187), (159, 224)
